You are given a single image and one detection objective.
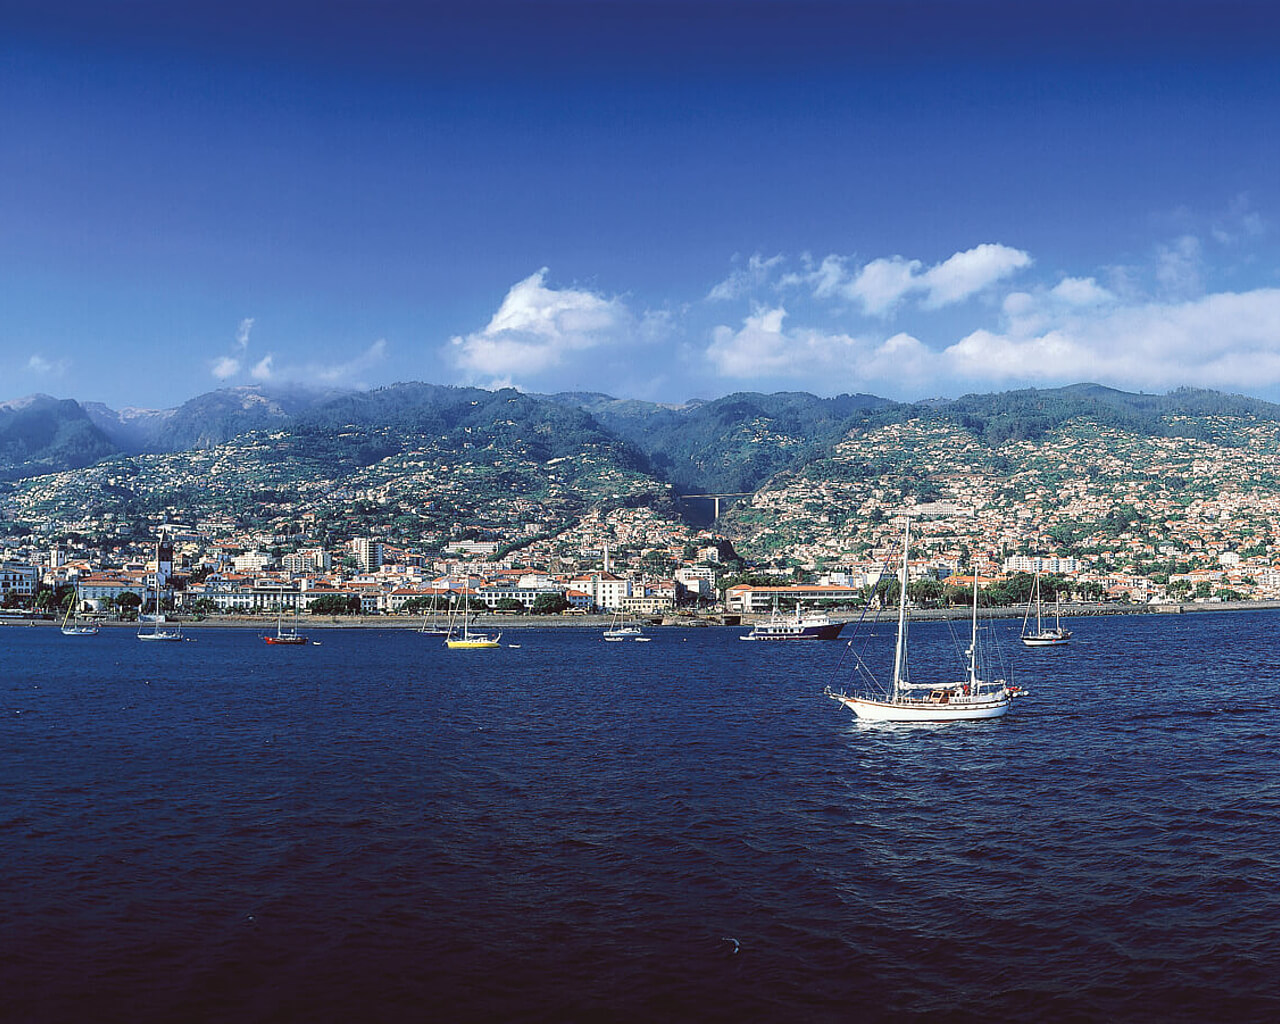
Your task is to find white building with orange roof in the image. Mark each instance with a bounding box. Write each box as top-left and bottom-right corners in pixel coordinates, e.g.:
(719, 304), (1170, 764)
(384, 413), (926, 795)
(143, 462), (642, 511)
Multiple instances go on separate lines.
(567, 571), (631, 612)
(76, 570), (149, 607)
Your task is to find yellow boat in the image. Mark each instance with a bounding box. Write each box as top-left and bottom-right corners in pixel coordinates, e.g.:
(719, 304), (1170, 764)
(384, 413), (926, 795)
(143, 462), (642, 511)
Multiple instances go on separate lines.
(445, 632), (502, 649)
(443, 584), (501, 649)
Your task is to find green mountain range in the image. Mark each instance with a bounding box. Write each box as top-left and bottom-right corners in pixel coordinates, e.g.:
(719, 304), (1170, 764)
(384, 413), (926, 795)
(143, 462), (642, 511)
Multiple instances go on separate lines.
(5, 382), (1280, 561)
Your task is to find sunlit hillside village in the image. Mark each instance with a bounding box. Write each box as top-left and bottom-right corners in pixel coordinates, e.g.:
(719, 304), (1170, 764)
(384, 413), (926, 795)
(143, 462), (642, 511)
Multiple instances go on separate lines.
(3, 487), (1277, 618)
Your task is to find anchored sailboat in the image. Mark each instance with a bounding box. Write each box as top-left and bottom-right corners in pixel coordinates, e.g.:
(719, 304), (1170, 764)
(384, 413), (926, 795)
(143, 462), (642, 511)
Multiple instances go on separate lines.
(264, 604), (309, 645)
(603, 609), (645, 641)
(60, 582), (98, 636)
(137, 555), (182, 642)
(1021, 571), (1072, 647)
(444, 586), (501, 649)
(826, 518), (1012, 723)
(417, 590), (451, 636)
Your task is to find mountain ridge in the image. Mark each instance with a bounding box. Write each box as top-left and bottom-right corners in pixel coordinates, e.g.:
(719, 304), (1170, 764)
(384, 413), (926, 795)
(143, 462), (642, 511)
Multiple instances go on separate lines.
(4, 381), (1280, 494)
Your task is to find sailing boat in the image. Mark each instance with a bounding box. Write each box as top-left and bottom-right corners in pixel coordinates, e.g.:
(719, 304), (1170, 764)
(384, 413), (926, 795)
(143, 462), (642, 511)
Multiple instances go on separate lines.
(60, 582), (99, 636)
(603, 608), (644, 641)
(1021, 571), (1072, 647)
(417, 589), (450, 636)
(826, 518), (1011, 722)
(136, 567), (182, 642)
(264, 604), (308, 645)
(444, 586), (501, 649)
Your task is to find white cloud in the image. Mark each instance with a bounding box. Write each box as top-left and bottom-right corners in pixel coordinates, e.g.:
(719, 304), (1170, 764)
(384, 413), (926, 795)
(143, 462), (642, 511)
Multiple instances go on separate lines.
(307, 339), (387, 385)
(706, 308), (799, 377)
(448, 269), (633, 380)
(803, 243), (1031, 316)
(209, 318), (256, 381)
(705, 307), (933, 390)
(706, 253), (785, 301)
(1050, 276), (1114, 306)
(849, 256), (923, 315)
(27, 354), (67, 375)
(1208, 193), (1267, 245)
(211, 356), (241, 380)
(944, 288), (1280, 391)
(1155, 235), (1203, 297)
(805, 254), (848, 299)
(245, 339), (388, 387)
(702, 271), (1280, 398)
(919, 244), (1033, 308)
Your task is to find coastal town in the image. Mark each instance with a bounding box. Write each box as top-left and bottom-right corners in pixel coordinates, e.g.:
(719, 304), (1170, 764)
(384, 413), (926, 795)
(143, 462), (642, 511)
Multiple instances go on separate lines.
(6, 395), (1280, 621)
(4, 425), (1279, 622)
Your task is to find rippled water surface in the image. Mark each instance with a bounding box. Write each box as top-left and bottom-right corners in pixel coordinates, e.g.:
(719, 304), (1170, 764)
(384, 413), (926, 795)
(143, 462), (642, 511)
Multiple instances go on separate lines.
(4, 613), (1280, 1022)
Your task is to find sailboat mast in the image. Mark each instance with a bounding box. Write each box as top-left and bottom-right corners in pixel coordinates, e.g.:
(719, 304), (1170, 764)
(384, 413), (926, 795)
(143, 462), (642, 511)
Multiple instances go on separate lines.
(970, 562), (980, 684)
(890, 518), (911, 699)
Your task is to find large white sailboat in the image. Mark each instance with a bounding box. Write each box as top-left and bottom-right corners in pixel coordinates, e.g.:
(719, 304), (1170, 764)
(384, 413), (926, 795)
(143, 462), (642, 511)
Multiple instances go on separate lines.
(1021, 571), (1072, 647)
(826, 518), (1012, 723)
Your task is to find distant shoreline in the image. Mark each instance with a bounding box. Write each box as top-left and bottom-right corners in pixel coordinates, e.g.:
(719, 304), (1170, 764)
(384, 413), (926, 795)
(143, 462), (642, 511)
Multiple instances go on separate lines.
(7, 599), (1280, 630)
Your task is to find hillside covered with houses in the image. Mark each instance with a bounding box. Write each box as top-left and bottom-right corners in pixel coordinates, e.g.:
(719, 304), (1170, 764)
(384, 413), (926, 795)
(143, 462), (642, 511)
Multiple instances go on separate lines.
(5, 384), (1280, 618)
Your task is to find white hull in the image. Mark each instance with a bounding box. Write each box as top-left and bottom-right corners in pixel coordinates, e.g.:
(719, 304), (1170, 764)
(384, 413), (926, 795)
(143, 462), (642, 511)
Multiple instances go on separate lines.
(830, 690), (1010, 722)
(137, 631), (183, 642)
(1021, 573), (1071, 647)
(828, 521), (1015, 727)
(603, 613), (644, 641)
(740, 605), (842, 641)
(1022, 632), (1070, 647)
(61, 584), (98, 635)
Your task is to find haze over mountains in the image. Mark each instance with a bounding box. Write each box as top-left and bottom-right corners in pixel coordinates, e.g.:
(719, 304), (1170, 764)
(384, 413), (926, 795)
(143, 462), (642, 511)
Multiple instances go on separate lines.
(3, 382), (1279, 498)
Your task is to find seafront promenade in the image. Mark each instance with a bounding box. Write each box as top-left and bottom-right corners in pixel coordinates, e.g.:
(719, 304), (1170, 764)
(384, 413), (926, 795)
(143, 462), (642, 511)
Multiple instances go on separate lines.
(9, 599), (1280, 630)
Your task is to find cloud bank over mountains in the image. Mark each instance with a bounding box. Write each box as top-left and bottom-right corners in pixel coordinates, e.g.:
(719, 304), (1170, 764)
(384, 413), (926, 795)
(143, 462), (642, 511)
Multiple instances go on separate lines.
(24, 212), (1278, 408)
(432, 210), (1280, 402)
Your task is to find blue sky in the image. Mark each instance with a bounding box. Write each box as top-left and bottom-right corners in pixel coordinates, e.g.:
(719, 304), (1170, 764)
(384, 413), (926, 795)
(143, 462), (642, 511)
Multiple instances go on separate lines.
(4, 1), (1280, 410)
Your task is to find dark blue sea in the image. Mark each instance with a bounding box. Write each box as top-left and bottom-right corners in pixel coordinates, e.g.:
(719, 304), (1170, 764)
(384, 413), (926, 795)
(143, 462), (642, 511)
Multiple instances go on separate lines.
(4, 612), (1279, 1023)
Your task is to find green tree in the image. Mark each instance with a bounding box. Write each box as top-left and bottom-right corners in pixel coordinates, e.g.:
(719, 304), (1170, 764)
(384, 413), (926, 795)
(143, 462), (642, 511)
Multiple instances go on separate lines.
(115, 591), (142, 620)
(309, 594), (361, 615)
(907, 579), (945, 609)
(533, 593), (570, 614)
(1076, 582), (1105, 601)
